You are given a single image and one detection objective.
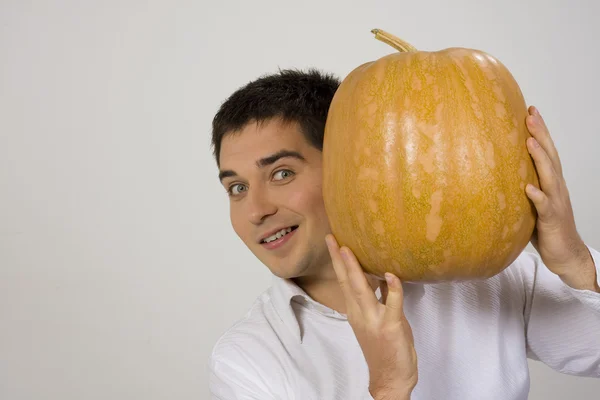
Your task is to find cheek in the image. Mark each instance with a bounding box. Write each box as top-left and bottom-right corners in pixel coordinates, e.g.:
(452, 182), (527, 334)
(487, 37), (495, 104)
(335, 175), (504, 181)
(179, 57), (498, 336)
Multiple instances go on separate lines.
(287, 181), (328, 216)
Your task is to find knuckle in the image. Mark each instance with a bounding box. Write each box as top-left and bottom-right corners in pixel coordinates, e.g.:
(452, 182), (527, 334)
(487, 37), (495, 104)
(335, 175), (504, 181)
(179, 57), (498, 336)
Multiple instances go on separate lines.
(386, 300), (401, 310)
(539, 210), (553, 222)
(352, 286), (368, 299)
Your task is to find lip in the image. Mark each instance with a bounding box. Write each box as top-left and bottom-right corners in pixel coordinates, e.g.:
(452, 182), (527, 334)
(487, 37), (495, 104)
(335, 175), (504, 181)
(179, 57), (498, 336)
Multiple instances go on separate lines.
(260, 227), (297, 250)
(258, 225), (297, 243)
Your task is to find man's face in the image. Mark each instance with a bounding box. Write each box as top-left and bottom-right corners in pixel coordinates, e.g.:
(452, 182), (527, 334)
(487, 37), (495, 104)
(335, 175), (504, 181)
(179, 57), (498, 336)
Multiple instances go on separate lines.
(218, 118), (332, 279)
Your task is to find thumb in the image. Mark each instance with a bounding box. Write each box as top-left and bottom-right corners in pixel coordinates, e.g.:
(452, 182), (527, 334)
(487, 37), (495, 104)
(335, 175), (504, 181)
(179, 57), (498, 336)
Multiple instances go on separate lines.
(383, 272), (405, 323)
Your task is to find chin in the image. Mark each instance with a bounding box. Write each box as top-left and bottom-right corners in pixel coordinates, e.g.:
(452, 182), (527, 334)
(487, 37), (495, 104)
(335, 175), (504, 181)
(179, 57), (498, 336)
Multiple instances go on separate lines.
(254, 239), (323, 279)
(262, 256), (312, 280)
(267, 263), (308, 280)
(269, 270), (298, 280)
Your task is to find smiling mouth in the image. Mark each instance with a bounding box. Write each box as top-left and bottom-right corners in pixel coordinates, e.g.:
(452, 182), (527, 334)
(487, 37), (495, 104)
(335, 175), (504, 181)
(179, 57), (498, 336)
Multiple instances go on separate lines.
(261, 226), (299, 243)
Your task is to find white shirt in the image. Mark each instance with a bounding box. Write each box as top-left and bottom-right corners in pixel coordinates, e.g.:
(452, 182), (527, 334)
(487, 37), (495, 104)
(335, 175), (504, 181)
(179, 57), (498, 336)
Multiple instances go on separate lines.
(209, 248), (600, 400)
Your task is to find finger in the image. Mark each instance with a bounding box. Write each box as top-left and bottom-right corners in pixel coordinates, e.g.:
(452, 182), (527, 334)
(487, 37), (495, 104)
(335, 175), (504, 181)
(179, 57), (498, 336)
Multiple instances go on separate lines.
(527, 137), (560, 196)
(325, 234), (355, 302)
(526, 183), (551, 218)
(527, 106), (563, 176)
(383, 272), (406, 323)
(340, 246), (380, 315)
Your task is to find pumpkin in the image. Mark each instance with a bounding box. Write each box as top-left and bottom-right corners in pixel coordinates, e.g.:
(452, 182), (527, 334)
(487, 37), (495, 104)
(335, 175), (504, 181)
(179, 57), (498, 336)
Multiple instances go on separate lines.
(322, 29), (539, 282)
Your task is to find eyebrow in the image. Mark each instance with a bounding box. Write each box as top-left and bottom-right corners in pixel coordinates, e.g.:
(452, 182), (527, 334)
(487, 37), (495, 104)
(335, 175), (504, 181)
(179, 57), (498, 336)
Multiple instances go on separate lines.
(218, 149), (306, 182)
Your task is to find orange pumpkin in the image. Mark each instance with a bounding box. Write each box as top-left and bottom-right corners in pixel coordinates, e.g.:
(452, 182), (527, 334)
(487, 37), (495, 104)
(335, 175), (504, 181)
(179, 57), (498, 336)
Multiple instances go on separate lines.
(322, 29), (539, 282)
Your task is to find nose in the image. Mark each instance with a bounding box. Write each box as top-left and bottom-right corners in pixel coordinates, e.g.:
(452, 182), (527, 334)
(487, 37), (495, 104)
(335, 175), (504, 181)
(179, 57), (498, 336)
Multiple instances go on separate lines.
(246, 187), (277, 225)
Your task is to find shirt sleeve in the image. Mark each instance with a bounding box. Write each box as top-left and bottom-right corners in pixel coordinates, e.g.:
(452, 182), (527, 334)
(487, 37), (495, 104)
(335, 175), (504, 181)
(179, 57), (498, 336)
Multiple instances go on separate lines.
(520, 245), (600, 377)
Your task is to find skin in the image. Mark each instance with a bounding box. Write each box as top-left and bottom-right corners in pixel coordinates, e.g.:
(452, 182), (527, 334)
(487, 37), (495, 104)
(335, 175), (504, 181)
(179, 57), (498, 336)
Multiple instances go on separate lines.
(218, 117), (415, 397)
(327, 235), (418, 398)
(524, 106), (599, 292)
(217, 107), (598, 399)
(218, 117), (370, 312)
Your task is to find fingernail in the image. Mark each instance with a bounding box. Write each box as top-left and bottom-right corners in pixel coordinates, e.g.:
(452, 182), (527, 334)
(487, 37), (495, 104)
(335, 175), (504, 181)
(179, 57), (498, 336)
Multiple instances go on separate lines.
(526, 183), (540, 194)
(385, 272), (396, 287)
(533, 107), (541, 116)
(341, 247), (350, 261)
(529, 137), (539, 148)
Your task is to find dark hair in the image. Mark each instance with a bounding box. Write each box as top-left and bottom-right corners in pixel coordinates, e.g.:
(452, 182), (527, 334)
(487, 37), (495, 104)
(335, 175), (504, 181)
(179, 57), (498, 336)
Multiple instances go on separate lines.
(211, 68), (341, 166)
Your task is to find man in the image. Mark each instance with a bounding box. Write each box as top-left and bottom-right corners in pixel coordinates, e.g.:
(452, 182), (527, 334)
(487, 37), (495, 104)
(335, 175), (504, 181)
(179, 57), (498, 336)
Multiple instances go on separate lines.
(208, 69), (600, 399)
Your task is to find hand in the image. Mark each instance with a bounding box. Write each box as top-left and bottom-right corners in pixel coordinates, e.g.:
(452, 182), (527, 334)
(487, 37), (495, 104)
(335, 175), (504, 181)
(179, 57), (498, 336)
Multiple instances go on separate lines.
(325, 234), (418, 399)
(525, 106), (598, 291)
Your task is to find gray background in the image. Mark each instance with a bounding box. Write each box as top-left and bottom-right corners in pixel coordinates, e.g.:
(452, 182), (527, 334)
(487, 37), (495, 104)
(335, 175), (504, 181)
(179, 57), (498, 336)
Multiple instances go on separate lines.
(1, 0), (599, 398)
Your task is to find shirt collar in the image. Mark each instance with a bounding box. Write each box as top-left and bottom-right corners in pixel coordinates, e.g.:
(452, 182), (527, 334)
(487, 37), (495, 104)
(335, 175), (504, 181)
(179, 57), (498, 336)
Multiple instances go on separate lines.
(270, 276), (347, 344)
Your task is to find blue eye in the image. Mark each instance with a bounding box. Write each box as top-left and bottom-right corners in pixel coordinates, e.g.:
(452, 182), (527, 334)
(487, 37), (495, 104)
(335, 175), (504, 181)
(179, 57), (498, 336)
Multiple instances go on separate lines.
(229, 183), (247, 196)
(273, 169), (294, 181)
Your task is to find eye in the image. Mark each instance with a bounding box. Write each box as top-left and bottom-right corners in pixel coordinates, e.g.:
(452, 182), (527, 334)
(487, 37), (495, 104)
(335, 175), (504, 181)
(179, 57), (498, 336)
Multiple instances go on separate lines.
(273, 169), (295, 181)
(228, 183), (248, 196)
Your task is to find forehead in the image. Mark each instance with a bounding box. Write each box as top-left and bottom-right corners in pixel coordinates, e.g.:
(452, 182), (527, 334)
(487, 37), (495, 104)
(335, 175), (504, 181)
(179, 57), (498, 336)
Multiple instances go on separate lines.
(219, 119), (312, 167)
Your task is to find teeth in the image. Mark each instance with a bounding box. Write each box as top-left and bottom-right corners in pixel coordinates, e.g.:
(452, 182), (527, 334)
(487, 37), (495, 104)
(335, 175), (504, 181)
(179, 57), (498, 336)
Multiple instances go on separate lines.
(263, 227), (294, 243)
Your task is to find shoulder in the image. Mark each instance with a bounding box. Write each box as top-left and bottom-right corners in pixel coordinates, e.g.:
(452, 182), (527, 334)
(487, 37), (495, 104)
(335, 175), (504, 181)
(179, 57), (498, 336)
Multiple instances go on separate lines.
(502, 248), (542, 281)
(209, 286), (291, 370)
(512, 248), (542, 267)
(208, 287), (292, 396)
(211, 289), (274, 355)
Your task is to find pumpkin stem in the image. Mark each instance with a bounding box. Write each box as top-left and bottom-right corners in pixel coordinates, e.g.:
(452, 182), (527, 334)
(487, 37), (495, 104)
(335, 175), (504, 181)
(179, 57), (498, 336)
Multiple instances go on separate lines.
(371, 29), (418, 53)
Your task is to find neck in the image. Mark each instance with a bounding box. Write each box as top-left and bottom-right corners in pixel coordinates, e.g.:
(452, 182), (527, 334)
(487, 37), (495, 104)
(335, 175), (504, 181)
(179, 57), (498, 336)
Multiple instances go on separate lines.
(292, 263), (379, 314)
